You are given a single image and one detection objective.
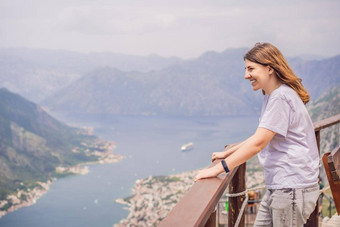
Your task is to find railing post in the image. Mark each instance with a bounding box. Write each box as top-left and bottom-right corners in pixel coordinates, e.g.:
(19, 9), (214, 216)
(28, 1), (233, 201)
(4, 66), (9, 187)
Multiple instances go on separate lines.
(304, 130), (321, 227)
(205, 210), (217, 227)
(228, 162), (246, 227)
(315, 130), (320, 152)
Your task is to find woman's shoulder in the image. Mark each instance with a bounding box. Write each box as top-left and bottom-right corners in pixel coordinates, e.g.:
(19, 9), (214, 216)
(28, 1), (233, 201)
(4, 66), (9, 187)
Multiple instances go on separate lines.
(269, 84), (302, 111)
(272, 84), (298, 101)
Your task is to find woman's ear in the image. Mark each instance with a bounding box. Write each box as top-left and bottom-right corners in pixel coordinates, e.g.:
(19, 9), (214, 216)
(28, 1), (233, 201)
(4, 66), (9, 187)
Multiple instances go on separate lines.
(267, 66), (273, 75)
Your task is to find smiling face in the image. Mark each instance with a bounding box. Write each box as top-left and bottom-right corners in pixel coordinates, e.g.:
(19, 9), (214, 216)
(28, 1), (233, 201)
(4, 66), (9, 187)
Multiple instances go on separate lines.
(244, 59), (273, 93)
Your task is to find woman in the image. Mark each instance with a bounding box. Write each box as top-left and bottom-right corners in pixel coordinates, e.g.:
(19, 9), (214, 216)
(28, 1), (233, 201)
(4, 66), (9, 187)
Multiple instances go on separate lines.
(195, 43), (319, 226)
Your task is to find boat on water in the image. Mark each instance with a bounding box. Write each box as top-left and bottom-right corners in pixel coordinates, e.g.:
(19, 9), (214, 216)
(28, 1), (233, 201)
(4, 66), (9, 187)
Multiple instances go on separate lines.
(181, 142), (194, 152)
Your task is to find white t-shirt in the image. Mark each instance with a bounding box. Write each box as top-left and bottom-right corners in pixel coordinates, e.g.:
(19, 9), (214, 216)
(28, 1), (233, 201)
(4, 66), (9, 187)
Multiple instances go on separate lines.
(258, 84), (319, 189)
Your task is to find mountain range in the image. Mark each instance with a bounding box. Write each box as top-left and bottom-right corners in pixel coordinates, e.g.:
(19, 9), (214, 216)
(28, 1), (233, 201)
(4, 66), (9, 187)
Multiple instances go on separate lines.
(42, 49), (340, 116)
(1, 47), (340, 117)
(0, 48), (181, 102)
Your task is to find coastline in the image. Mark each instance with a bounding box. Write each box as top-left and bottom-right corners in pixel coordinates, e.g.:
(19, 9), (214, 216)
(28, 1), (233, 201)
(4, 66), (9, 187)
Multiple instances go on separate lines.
(0, 139), (124, 219)
(0, 180), (54, 219)
(114, 168), (264, 226)
(114, 170), (198, 227)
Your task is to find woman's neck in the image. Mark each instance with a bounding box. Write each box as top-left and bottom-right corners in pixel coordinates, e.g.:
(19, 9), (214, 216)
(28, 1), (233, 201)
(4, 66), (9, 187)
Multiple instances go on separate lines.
(264, 79), (282, 95)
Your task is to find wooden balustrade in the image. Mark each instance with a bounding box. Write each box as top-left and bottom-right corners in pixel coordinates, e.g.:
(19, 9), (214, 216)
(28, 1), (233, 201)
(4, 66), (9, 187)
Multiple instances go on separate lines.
(160, 113), (340, 227)
(305, 113), (340, 227)
(159, 160), (241, 227)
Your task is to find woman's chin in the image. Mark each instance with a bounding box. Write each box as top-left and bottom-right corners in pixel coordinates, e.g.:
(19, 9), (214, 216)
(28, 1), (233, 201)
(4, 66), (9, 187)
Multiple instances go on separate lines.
(252, 86), (260, 91)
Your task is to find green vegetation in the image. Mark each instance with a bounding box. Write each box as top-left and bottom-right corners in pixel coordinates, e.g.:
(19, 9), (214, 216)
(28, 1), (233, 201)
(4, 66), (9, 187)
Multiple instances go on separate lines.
(153, 176), (181, 183)
(307, 84), (340, 154)
(162, 195), (173, 201)
(123, 195), (135, 203)
(308, 85), (340, 122)
(0, 88), (106, 201)
(320, 189), (337, 218)
(0, 201), (12, 211)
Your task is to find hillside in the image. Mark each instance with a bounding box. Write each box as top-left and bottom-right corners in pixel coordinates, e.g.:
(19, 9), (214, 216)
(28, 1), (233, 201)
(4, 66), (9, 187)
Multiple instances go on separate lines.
(307, 84), (340, 154)
(0, 88), (121, 204)
(43, 49), (340, 116)
(308, 85), (340, 121)
(43, 48), (262, 116)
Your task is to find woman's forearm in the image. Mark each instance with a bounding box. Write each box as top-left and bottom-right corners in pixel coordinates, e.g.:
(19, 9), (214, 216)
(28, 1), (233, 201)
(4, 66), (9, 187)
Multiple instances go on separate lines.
(195, 128), (275, 181)
(206, 136), (261, 179)
(223, 139), (247, 157)
(225, 128), (275, 169)
(224, 136), (261, 170)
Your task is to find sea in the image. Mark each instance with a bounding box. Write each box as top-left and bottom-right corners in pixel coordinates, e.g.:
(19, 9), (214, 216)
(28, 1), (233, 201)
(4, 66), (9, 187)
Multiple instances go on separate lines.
(0, 113), (258, 227)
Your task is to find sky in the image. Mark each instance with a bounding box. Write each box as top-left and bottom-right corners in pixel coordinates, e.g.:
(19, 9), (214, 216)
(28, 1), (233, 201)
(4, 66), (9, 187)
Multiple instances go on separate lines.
(1, 0), (340, 59)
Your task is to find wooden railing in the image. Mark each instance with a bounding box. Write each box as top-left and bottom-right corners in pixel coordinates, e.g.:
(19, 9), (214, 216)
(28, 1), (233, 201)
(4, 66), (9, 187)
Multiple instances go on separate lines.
(305, 113), (340, 227)
(160, 113), (340, 227)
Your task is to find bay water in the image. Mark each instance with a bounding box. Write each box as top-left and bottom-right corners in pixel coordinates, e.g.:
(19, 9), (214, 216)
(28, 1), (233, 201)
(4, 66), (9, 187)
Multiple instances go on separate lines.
(0, 114), (258, 227)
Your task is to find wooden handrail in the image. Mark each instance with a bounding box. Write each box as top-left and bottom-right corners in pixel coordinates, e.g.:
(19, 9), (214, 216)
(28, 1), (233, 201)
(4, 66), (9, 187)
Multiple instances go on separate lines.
(159, 160), (239, 227)
(160, 113), (340, 227)
(313, 113), (340, 131)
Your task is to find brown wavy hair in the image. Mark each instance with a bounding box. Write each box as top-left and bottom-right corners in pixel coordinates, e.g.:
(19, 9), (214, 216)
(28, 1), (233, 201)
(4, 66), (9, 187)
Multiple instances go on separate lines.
(244, 42), (310, 104)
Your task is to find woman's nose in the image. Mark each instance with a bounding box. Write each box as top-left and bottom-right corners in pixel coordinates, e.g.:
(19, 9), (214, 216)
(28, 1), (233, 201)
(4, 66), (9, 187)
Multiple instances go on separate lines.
(244, 71), (251, 79)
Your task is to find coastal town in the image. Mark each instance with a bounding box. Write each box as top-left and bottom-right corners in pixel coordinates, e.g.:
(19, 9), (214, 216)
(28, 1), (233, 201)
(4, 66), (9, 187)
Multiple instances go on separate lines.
(114, 170), (198, 227)
(72, 138), (124, 164)
(114, 167), (265, 227)
(0, 180), (53, 218)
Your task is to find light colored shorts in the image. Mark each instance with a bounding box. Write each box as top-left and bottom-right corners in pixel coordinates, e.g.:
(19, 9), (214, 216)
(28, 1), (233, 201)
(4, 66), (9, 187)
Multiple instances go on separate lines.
(254, 183), (319, 227)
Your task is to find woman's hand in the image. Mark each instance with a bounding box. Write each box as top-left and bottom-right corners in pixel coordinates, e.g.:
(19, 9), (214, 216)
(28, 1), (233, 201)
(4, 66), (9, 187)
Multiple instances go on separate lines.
(212, 151), (227, 162)
(194, 164), (223, 182)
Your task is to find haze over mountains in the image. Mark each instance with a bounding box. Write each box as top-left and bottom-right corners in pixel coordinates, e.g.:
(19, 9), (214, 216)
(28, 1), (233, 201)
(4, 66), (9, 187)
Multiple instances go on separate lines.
(1, 47), (340, 116)
(0, 48), (181, 102)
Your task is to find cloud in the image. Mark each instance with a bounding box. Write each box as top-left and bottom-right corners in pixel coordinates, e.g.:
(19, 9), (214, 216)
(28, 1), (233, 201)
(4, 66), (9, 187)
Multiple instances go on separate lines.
(0, 0), (339, 58)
